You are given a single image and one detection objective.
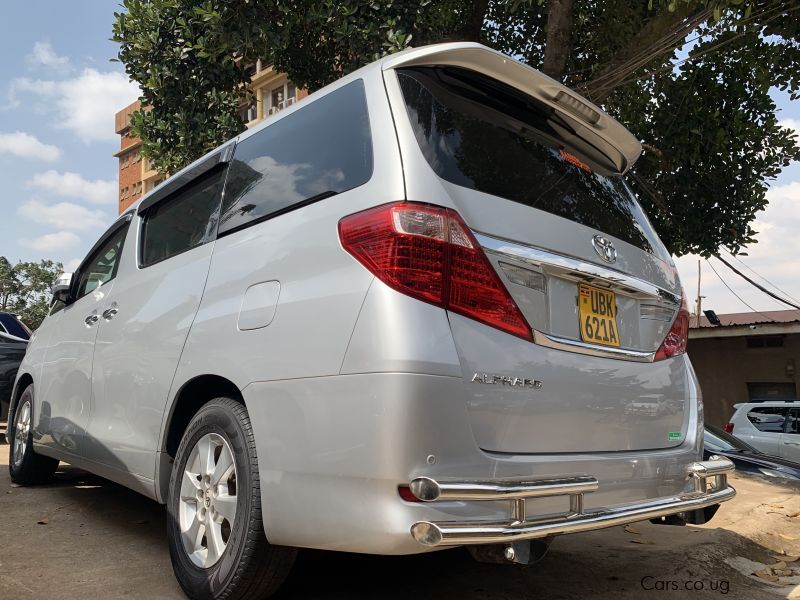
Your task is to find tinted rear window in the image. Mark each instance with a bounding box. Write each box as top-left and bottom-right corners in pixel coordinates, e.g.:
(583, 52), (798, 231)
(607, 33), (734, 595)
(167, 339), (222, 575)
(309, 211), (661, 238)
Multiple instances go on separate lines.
(0, 313), (30, 339)
(219, 79), (373, 235)
(397, 66), (664, 256)
(747, 406), (788, 432)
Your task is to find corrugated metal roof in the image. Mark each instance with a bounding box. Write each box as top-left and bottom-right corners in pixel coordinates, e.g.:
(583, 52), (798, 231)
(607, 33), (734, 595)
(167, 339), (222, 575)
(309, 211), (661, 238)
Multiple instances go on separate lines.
(691, 309), (800, 329)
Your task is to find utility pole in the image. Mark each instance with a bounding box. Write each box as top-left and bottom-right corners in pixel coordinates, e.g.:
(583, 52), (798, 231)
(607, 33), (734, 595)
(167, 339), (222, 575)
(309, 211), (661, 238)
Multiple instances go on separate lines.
(695, 259), (702, 328)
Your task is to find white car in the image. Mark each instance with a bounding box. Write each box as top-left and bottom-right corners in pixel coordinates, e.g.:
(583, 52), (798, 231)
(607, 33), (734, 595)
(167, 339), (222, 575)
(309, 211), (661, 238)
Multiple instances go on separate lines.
(725, 401), (800, 461)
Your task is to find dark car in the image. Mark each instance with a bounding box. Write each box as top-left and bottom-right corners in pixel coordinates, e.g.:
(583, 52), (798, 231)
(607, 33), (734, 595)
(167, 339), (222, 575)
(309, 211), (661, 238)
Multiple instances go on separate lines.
(705, 423), (800, 484)
(0, 329), (28, 421)
(0, 312), (31, 341)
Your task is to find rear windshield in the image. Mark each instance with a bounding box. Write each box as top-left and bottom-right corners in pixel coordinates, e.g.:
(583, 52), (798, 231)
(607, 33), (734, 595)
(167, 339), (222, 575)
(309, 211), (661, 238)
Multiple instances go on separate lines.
(397, 66), (665, 257)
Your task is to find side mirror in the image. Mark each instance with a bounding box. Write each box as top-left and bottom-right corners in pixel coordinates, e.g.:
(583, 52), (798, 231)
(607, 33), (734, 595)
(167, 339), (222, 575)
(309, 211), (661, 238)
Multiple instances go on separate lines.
(51, 272), (74, 304)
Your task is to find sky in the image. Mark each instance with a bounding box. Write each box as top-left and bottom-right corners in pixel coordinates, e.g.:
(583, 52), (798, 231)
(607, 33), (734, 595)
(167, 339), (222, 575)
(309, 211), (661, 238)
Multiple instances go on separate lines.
(0, 3), (139, 273)
(0, 3), (798, 315)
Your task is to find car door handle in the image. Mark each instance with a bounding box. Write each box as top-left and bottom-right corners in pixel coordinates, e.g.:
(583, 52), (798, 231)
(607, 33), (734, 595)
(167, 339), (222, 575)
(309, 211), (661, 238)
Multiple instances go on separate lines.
(102, 307), (119, 320)
(85, 314), (99, 326)
(785, 441), (800, 446)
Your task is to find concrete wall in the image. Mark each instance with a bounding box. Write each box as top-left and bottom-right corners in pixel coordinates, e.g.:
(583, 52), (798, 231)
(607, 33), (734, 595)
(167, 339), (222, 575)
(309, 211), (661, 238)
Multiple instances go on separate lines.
(688, 333), (799, 426)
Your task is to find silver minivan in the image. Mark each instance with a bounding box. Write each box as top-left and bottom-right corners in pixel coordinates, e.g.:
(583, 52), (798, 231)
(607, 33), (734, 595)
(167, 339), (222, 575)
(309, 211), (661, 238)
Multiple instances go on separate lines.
(8, 42), (735, 599)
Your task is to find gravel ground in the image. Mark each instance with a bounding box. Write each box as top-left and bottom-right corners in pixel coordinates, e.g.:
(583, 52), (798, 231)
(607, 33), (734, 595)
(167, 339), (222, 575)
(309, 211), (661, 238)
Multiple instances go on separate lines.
(1, 435), (799, 599)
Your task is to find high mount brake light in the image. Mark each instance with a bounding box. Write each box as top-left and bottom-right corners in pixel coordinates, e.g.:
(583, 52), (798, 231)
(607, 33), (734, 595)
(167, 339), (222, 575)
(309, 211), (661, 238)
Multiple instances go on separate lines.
(654, 291), (689, 361)
(338, 202), (532, 341)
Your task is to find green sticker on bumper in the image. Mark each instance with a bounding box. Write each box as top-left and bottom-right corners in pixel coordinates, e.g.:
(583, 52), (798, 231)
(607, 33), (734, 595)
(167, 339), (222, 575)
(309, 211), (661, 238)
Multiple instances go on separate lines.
(668, 431), (682, 441)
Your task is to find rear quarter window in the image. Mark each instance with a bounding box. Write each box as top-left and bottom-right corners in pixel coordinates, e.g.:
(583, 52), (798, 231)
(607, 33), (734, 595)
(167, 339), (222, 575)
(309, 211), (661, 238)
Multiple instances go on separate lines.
(397, 66), (666, 259)
(747, 406), (788, 432)
(219, 79), (373, 235)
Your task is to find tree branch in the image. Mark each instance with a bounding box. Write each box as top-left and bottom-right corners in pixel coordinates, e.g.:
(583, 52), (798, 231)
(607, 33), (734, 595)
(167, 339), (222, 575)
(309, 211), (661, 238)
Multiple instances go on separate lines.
(541, 0), (575, 80)
(460, 0), (491, 41)
(579, 6), (711, 102)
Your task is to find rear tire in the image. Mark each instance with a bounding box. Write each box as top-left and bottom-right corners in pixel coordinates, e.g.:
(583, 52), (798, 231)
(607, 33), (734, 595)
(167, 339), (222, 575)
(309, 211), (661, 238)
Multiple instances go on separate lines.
(166, 397), (296, 599)
(8, 384), (59, 484)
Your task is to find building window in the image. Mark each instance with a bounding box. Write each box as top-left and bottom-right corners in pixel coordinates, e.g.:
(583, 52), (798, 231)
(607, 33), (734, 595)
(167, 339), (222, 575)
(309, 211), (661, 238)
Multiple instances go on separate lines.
(746, 335), (784, 348)
(268, 81), (297, 115)
(240, 100), (257, 123)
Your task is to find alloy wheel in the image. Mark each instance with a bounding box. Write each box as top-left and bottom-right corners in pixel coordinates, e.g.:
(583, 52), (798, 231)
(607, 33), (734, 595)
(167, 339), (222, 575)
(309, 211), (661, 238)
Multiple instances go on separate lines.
(178, 432), (238, 568)
(12, 399), (31, 469)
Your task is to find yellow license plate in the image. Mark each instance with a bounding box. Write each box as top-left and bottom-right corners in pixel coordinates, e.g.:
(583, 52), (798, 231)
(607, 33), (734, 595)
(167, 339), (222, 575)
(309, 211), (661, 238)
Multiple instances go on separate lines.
(578, 284), (620, 347)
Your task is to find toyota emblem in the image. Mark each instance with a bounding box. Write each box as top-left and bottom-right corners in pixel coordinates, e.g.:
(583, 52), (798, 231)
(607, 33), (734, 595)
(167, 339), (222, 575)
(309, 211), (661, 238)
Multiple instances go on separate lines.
(592, 235), (617, 263)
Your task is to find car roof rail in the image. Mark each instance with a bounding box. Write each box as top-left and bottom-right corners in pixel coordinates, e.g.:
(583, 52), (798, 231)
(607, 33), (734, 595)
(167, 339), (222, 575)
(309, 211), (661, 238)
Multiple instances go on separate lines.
(746, 398), (798, 404)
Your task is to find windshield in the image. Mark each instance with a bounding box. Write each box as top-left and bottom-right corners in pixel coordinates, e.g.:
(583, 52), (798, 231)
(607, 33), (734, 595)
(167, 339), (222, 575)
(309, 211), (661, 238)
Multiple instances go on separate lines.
(704, 424), (758, 453)
(397, 66), (668, 260)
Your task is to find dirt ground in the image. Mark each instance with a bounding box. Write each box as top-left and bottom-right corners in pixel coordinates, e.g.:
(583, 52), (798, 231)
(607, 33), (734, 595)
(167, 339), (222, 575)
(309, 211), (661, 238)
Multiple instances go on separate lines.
(1, 434), (800, 600)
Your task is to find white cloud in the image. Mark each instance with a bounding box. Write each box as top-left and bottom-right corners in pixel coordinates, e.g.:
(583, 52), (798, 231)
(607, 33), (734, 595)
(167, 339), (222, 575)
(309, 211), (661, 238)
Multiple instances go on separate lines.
(19, 231), (80, 252)
(64, 258), (82, 272)
(18, 199), (109, 232)
(27, 41), (69, 68)
(57, 69), (140, 142)
(8, 69), (139, 142)
(27, 170), (117, 205)
(0, 131), (60, 161)
(675, 179), (800, 315)
(780, 118), (800, 138)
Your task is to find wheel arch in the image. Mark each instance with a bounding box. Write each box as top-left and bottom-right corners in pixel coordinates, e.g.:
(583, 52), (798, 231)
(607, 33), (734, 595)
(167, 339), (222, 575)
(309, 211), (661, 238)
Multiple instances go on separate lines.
(8, 372), (34, 419)
(155, 374), (245, 502)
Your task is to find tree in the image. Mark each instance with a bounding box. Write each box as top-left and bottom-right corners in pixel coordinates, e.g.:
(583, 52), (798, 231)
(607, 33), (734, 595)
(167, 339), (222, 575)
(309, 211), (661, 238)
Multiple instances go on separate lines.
(0, 257), (64, 330)
(113, 0), (800, 257)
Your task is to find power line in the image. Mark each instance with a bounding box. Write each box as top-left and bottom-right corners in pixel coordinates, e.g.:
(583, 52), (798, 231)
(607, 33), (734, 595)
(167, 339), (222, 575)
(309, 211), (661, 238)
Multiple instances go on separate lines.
(722, 248), (800, 307)
(589, 4), (799, 95)
(705, 259), (777, 322)
(714, 253), (800, 310)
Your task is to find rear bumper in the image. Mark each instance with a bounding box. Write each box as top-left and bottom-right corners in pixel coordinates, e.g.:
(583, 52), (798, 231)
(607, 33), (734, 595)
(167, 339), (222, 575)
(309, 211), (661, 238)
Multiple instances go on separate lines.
(409, 456), (735, 546)
(245, 372), (708, 554)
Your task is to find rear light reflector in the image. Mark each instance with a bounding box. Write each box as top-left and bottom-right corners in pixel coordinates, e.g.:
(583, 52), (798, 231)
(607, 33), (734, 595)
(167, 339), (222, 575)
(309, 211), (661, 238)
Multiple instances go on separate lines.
(339, 202), (532, 341)
(723, 422), (734, 434)
(398, 485), (422, 502)
(654, 291), (689, 361)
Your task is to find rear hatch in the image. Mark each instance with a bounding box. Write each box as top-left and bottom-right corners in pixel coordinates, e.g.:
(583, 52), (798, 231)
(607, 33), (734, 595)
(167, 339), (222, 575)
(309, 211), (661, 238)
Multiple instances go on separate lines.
(386, 47), (689, 454)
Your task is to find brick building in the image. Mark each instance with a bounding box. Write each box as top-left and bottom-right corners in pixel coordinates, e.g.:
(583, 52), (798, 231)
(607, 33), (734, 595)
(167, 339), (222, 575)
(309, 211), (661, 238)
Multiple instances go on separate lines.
(114, 62), (306, 214)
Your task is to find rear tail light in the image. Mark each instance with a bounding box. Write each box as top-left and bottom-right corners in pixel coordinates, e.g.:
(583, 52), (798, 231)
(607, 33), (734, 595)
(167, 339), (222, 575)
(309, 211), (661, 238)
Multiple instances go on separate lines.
(653, 291), (689, 361)
(723, 422), (734, 434)
(339, 201), (532, 341)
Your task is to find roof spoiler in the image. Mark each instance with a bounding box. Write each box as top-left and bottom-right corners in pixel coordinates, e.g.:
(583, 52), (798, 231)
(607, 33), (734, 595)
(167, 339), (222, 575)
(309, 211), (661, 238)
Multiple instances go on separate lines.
(382, 43), (642, 175)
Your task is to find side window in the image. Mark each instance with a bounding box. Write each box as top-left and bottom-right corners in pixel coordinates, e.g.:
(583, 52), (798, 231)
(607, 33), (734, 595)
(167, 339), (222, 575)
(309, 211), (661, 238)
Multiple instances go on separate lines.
(219, 79), (373, 235)
(786, 409), (800, 435)
(747, 406), (788, 433)
(75, 223), (129, 300)
(140, 168), (224, 267)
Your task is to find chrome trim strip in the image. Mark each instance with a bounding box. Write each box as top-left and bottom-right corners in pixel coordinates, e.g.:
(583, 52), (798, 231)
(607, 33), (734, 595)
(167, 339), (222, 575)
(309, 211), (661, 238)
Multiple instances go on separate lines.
(410, 475), (599, 502)
(409, 457), (735, 547)
(411, 487), (735, 546)
(475, 231), (679, 305)
(533, 330), (655, 363)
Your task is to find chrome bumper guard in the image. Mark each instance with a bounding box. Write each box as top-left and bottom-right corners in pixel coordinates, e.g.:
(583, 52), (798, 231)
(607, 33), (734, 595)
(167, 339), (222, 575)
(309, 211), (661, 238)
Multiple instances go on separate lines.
(409, 456), (736, 547)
